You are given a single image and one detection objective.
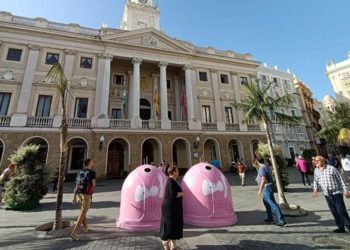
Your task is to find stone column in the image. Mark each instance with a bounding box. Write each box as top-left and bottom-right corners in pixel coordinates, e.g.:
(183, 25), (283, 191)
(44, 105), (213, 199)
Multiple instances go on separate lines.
(159, 61), (171, 129)
(127, 70), (134, 119)
(131, 57), (142, 129)
(210, 68), (225, 130)
(92, 53), (112, 128)
(230, 71), (246, 131)
(174, 76), (181, 120)
(11, 44), (40, 127)
(53, 49), (76, 127)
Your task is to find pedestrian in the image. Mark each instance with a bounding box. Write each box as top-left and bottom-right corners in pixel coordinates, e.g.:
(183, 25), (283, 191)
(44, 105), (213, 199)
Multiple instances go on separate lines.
(160, 165), (183, 250)
(0, 163), (16, 203)
(256, 157), (286, 226)
(326, 153), (338, 169)
(295, 156), (312, 188)
(313, 155), (350, 233)
(70, 159), (96, 241)
(236, 161), (247, 186)
(340, 154), (350, 181)
(50, 170), (59, 193)
(311, 157), (317, 170)
(211, 159), (220, 169)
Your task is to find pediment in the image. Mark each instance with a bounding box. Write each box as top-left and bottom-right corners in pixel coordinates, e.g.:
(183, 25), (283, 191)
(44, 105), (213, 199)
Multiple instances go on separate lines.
(102, 28), (192, 53)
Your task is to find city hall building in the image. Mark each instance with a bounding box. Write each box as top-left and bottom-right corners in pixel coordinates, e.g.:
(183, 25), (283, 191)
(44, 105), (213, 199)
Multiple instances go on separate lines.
(0, 0), (266, 178)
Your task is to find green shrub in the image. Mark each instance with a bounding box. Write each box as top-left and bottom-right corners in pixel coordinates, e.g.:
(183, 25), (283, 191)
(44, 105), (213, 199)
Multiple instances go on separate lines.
(3, 145), (53, 210)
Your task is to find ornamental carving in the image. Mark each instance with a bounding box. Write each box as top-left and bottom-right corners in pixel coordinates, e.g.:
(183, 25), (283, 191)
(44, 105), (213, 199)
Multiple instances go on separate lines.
(142, 36), (158, 46)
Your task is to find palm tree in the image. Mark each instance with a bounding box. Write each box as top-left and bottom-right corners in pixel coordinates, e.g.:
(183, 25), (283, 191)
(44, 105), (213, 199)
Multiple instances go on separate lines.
(233, 80), (299, 208)
(316, 102), (350, 148)
(43, 63), (69, 230)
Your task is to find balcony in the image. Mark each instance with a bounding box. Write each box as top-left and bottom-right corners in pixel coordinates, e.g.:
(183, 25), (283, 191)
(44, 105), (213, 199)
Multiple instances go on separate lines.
(247, 124), (261, 131)
(171, 121), (189, 130)
(142, 120), (161, 129)
(225, 123), (240, 131)
(202, 123), (217, 130)
(110, 119), (131, 129)
(67, 118), (91, 129)
(0, 116), (11, 127)
(26, 117), (53, 128)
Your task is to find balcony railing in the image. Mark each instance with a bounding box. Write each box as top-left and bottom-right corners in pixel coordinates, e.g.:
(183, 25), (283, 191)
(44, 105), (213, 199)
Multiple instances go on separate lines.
(171, 121), (189, 130)
(225, 123), (240, 131)
(142, 120), (161, 129)
(247, 124), (261, 131)
(67, 118), (91, 129)
(0, 116), (11, 127)
(202, 123), (217, 130)
(26, 117), (53, 128)
(110, 119), (131, 129)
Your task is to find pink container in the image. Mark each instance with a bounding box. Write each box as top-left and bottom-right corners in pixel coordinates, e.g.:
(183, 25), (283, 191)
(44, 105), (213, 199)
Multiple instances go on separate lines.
(182, 162), (238, 227)
(117, 165), (167, 231)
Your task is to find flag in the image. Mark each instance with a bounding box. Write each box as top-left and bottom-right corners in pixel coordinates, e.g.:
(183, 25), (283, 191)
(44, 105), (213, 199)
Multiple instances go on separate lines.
(154, 84), (160, 118)
(122, 89), (127, 117)
(181, 85), (187, 120)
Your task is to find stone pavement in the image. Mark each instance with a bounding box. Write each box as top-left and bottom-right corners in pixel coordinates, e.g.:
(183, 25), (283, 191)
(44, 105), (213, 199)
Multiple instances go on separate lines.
(1, 167), (350, 250)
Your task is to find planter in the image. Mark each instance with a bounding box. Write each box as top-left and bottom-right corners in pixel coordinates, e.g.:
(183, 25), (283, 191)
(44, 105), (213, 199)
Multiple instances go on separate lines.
(281, 204), (308, 217)
(34, 221), (74, 239)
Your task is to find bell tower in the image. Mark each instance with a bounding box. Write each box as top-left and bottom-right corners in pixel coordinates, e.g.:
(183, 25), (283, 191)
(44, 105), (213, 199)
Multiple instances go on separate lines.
(121, 0), (160, 31)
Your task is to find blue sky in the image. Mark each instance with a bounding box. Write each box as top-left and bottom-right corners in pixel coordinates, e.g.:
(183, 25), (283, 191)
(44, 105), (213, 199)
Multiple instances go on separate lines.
(1, 0), (349, 100)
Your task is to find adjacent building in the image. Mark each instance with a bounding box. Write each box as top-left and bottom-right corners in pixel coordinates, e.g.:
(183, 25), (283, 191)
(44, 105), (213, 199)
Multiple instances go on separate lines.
(326, 53), (350, 103)
(257, 64), (310, 159)
(0, 0), (266, 178)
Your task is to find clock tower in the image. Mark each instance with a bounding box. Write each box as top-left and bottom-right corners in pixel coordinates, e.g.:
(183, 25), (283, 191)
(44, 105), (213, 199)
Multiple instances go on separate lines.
(121, 0), (160, 31)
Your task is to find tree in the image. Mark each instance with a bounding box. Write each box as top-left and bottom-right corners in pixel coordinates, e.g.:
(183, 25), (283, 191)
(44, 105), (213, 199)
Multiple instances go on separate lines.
(233, 80), (298, 208)
(4, 145), (53, 210)
(43, 63), (69, 230)
(338, 128), (350, 147)
(316, 102), (350, 147)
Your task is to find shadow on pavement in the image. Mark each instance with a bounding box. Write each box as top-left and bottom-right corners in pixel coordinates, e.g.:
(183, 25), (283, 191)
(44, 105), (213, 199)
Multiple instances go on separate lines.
(195, 240), (342, 250)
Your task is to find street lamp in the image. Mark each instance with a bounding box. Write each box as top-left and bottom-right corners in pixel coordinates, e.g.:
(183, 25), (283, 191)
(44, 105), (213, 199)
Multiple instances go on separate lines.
(99, 135), (105, 151)
(194, 136), (200, 149)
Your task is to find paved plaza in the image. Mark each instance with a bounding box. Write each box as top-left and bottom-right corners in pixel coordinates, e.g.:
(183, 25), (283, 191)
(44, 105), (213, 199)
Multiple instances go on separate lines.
(1, 167), (350, 250)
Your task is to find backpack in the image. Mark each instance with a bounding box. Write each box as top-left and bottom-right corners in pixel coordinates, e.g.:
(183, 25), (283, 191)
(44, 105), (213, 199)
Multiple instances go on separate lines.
(75, 169), (92, 194)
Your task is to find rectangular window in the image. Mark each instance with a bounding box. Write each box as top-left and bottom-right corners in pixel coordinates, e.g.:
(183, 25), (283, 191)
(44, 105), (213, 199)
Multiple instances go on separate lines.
(167, 79), (171, 89)
(6, 48), (22, 61)
(199, 71), (208, 82)
(0, 92), (11, 116)
(74, 98), (88, 118)
(202, 105), (211, 123)
(80, 57), (93, 69)
(45, 53), (59, 65)
(273, 77), (279, 87)
(113, 74), (125, 85)
(168, 111), (172, 120)
(240, 76), (248, 85)
(224, 107), (234, 123)
(220, 74), (229, 84)
(291, 109), (296, 116)
(111, 108), (122, 119)
(35, 95), (52, 117)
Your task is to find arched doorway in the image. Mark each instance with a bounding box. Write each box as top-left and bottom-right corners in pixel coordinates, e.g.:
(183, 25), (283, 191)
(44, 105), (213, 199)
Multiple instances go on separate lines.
(203, 139), (221, 165)
(172, 139), (190, 169)
(228, 139), (243, 163)
(23, 137), (49, 164)
(67, 138), (88, 172)
(0, 139), (4, 166)
(140, 98), (151, 120)
(107, 138), (128, 178)
(142, 138), (161, 165)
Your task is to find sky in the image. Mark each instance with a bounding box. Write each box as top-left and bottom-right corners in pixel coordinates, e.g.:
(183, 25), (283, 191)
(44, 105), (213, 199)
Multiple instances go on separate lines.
(1, 0), (349, 100)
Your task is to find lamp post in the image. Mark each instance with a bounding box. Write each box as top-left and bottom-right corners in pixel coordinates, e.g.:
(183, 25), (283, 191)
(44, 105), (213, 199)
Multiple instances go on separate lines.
(99, 135), (105, 151)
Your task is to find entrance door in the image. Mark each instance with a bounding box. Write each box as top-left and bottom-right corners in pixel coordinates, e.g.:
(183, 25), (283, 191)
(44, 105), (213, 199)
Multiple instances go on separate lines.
(107, 141), (124, 177)
(140, 98), (151, 120)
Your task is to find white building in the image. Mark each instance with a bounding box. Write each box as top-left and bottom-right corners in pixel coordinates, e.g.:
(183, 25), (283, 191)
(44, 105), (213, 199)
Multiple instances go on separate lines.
(257, 64), (310, 159)
(0, 0), (265, 178)
(326, 52), (350, 103)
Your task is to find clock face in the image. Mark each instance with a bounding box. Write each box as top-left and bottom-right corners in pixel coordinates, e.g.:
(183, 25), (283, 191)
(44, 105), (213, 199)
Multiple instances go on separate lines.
(139, 0), (147, 3)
